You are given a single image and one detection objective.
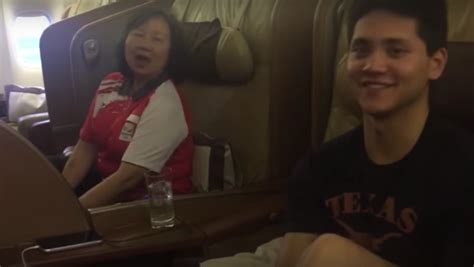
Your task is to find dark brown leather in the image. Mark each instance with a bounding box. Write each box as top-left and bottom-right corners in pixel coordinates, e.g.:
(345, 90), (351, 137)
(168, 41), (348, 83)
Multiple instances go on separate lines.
(0, 94), (6, 117)
(431, 42), (474, 134)
(18, 114), (57, 155)
(17, 112), (49, 138)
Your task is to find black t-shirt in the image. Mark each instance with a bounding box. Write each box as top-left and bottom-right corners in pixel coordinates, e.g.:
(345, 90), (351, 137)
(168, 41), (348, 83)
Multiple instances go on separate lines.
(288, 115), (474, 267)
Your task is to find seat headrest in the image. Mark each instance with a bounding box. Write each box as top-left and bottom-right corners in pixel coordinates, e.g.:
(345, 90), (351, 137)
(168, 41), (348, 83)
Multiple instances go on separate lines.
(431, 42), (474, 134)
(181, 19), (253, 83)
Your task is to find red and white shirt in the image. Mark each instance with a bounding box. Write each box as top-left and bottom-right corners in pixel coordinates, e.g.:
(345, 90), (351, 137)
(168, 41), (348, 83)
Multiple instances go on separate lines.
(80, 72), (193, 200)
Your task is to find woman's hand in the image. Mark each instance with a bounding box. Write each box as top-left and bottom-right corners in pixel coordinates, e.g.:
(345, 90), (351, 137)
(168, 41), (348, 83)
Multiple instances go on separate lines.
(62, 140), (98, 188)
(78, 162), (147, 209)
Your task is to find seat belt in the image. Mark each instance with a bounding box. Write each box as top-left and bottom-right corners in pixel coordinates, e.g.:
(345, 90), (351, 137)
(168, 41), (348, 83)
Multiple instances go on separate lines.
(232, 0), (251, 29)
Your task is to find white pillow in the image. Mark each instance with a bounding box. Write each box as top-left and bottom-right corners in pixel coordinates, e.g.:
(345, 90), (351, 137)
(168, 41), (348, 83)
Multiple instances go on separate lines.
(191, 132), (240, 192)
(8, 91), (47, 123)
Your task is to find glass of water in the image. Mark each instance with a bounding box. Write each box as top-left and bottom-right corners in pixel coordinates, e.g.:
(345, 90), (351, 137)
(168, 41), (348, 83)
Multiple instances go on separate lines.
(144, 168), (175, 229)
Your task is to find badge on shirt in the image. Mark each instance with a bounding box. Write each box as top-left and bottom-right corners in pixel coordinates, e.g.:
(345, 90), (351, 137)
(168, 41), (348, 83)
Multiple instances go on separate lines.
(119, 114), (140, 142)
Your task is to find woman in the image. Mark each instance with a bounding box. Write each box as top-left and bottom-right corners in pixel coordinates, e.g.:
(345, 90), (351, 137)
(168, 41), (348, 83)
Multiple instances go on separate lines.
(62, 10), (193, 208)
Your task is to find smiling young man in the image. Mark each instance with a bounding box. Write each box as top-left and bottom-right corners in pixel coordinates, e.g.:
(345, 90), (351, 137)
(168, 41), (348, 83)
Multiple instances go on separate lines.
(276, 0), (474, 266)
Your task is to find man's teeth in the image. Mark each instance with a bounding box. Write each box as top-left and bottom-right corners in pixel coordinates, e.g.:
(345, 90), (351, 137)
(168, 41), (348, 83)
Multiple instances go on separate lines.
(365, 83), (391, 89)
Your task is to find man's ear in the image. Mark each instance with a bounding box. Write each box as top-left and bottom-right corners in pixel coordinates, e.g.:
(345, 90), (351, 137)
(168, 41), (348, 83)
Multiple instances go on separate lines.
(429, 47), (448, 80)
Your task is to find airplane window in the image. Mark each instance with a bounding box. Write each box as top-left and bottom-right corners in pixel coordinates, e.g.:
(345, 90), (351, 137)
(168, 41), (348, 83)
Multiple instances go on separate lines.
(13, 15), (50, 69)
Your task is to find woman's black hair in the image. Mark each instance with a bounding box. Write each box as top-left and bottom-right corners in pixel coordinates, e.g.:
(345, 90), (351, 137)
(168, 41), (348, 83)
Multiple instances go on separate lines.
(117, 9), (186, 99)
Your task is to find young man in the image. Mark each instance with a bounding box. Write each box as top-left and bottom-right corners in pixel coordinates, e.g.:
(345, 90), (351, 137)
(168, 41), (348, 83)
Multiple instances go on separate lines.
(276, 0), (474, 266)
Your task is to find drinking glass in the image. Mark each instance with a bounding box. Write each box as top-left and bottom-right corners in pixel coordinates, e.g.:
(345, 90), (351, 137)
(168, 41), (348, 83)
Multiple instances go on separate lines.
(144, 169), (175, 229)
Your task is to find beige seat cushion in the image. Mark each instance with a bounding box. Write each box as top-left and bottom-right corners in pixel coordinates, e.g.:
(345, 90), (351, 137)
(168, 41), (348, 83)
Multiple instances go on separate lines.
(173, 0), (318, 183)
(216, 26), (253, 83)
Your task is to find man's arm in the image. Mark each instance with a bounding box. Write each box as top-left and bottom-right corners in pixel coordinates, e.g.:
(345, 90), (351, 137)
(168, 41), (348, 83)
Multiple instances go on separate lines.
(295, 234), (397, 267)
(62, 140), (97, 188)
(275, 232), (318, 267)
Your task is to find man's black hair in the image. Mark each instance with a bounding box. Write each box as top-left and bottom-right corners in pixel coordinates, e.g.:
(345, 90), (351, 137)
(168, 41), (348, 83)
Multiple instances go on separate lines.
(117, 9), (186, 99)
(347, 0), (448, 56)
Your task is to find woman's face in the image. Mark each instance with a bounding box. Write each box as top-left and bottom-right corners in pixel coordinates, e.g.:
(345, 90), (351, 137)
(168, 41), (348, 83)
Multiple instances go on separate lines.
(124, 16), (171, 82)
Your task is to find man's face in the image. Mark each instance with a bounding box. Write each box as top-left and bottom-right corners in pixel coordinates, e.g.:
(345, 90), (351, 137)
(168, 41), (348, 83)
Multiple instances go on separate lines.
(347, 10), (446, 118)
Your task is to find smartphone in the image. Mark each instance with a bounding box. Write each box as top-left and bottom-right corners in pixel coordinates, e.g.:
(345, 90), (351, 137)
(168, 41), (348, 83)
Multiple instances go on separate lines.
(35, 230), (102, 253)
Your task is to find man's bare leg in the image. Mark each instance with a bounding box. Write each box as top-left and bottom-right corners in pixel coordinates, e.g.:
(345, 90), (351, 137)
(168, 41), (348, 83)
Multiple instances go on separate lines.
(297, 234), (398, 267)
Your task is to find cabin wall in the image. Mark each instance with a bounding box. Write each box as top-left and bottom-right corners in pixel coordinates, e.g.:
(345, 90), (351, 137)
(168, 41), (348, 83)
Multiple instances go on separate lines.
(0, 0), (71, 93)
(0, 0), (14, 92)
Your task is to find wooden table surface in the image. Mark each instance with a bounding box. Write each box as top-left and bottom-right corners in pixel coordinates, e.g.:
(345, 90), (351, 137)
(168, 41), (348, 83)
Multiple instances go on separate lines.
(1, 181), (286, 266)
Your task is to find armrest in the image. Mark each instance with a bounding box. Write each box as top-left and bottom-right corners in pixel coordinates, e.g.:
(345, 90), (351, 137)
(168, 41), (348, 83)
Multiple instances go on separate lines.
(17, 114), (56, 155)
(1, 181), (286, 266)
(185, 189), (286, 244)
(17, 112), (50, 138)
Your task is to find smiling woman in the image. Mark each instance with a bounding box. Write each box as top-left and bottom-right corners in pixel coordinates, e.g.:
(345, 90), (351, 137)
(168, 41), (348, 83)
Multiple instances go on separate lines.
(58, 9), (193, 209)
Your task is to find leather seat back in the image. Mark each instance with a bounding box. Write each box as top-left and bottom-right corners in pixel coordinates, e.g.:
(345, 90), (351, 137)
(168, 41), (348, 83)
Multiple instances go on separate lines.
(171, 0), (318, 183)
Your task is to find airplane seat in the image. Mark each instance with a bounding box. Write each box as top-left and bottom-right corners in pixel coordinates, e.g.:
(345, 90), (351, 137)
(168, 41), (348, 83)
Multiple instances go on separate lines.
(311, 0), (474, 147)
(36, 0), (318, 262)
(201, 0), (474, 264)
(41, 0), (317, 187)
(1, 84), (54, 154)
(171, 0), (318, 186)
(2, 84), (47, 128)
(3, 1), (127, 156)
(179, 0), (319, 261)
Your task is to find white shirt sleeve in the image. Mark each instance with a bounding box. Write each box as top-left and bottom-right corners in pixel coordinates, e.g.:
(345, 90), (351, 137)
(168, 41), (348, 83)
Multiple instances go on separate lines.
(122, 81), (188, 172)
